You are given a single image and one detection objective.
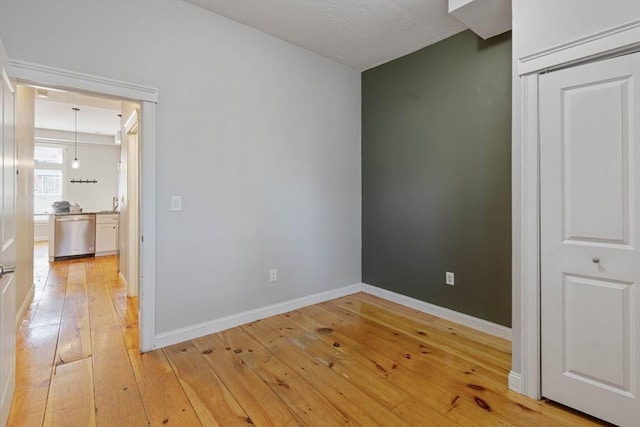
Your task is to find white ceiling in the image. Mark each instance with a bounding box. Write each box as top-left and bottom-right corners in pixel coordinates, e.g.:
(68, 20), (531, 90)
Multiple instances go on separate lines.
(33, 88), (121, 136)
(185, 0), (468, 71)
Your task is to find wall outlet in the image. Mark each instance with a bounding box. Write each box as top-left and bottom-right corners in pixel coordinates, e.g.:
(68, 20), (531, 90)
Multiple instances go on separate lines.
(269, 269), (278, 282)
(446, 272), (455, 286)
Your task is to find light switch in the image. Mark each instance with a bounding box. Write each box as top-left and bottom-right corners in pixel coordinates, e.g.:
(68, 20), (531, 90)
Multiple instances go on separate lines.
(171, 196), (182, 211)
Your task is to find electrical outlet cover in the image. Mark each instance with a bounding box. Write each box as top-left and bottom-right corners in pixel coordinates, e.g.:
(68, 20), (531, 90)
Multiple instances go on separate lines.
(446, 272), (455, 285)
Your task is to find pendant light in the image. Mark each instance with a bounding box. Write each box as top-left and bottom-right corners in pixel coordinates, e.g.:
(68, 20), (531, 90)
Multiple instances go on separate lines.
(72, 107), (80, 169)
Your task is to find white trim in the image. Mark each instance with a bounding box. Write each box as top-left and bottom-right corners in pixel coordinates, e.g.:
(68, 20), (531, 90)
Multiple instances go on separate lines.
(515, 22), (640, 401)
(139, 101), (156, 352)
(125, 110), (140, 299)
(118, 271), (128, 288)
(15, 283), (34, 328)
(518, 19), (640, 75)
(2, 69), (14, 93)
(361, 283), (512, 341)
(123, 110), (138, 134)
(154, 283), (362, 349)
(508, 371), (523, 394)
(516, 73), (541, 398)
(35, 128), (116, 146)
(8, 59), (158, 102)
(95, 250), (118, 257)
(10, 60), (158, 353)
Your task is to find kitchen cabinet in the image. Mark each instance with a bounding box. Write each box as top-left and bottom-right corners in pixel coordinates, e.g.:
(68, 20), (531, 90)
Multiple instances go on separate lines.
(95, 213), (119, 255)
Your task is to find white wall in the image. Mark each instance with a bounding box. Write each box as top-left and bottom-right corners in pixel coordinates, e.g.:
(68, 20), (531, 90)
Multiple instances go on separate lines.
(511, 0), (640, 376)
(66, 143), (119, 213)
(35, 137), (120, 213)
(0, 0), (361, 338)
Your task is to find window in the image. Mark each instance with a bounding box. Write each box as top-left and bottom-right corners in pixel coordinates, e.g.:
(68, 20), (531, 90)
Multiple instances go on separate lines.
(34, 145), (64, 221)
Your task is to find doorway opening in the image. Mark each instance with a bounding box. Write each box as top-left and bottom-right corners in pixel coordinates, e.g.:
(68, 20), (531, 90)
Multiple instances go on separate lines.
(16, 83), (142, 327)
(9, 60), (157, 351)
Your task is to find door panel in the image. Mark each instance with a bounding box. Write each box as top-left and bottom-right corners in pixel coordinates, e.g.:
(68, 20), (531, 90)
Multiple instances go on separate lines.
(563, 78), (630, 244)
(564, 274), (632, 393)
(541, 52), (640, 427)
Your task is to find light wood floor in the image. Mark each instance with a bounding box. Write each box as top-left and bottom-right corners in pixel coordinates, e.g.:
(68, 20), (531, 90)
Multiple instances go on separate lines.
(7, 243), (605, 426)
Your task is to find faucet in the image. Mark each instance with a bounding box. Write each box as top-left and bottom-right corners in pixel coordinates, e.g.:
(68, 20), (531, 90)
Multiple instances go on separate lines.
(112, 195), (119, 212)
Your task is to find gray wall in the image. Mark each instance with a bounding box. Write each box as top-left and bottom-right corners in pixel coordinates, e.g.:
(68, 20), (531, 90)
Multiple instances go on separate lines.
(362, 30), (512, 326)
(1, 0), (361, 339)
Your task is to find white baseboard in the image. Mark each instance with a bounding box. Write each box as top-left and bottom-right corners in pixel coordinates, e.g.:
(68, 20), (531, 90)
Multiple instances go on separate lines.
(15, 283), (35, 328)
(508, 371), (523, 393)
(361, 283), (512, 341)
(96, 250), (118, 257)
(154, 283), (362, 349)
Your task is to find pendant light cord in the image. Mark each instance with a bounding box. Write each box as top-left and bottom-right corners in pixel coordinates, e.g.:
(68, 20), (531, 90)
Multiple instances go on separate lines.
(73, 107), (79, 161)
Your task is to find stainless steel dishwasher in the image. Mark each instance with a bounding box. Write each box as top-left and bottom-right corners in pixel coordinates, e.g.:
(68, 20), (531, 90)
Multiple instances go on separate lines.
(54, 214), (96, 258)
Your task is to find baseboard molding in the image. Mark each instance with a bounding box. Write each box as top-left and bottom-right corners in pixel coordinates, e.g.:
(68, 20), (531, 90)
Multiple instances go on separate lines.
(15, 283), (35, 328)
(96, 250), (118, 257)
(508, 371), (523, 393)
(154, 283), (362, 349)
(154, 281), (511, 349)
(361, 283), (512, 341)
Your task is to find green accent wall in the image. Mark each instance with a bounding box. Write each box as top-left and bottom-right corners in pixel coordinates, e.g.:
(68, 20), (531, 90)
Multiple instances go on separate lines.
(362, 30), (512, 327)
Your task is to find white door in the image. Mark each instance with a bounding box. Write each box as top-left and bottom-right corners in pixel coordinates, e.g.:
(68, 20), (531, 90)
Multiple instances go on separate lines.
(540, 52), (640, 427)
(0, 40), (17, 426)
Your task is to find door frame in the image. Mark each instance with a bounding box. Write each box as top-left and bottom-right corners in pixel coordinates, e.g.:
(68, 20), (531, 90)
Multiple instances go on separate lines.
(9, 59), (158, 352)
(513, 19), (640, 399)
(123, 109), (140, 298)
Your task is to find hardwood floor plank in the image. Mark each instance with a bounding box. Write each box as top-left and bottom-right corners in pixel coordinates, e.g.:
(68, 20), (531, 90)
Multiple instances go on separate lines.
(164, 341), (247, 426)
(329, 296), (511, 372)
(27, 263), (68, 329)
(358, 292), (512, 353)
(241, 318), (413, 426)
(214, 326), (366, 426)
(56, 263), (92, 365)
(307, 300), (604, 426)
(8, 323), (59, 426)
(307, 301), (506, 387)
(43, 357), (95, 427)
(14, 324), (58, 386)
(192, 334), (303, 427)
(244, 313), (409, 409)
(128, 349), (202, 426)
(87, 280), (120, 330)
(300, 303), (522, 425)
(92, 326), (148, 426)
(7, 382), (49, 427)
(120, 298), (140, 351)
(286, 307), (486, 426)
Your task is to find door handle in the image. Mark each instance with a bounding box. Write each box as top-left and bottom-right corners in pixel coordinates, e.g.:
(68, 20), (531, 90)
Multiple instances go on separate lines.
(0, 264), (16, 279)
(592, 257), (600, 264)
